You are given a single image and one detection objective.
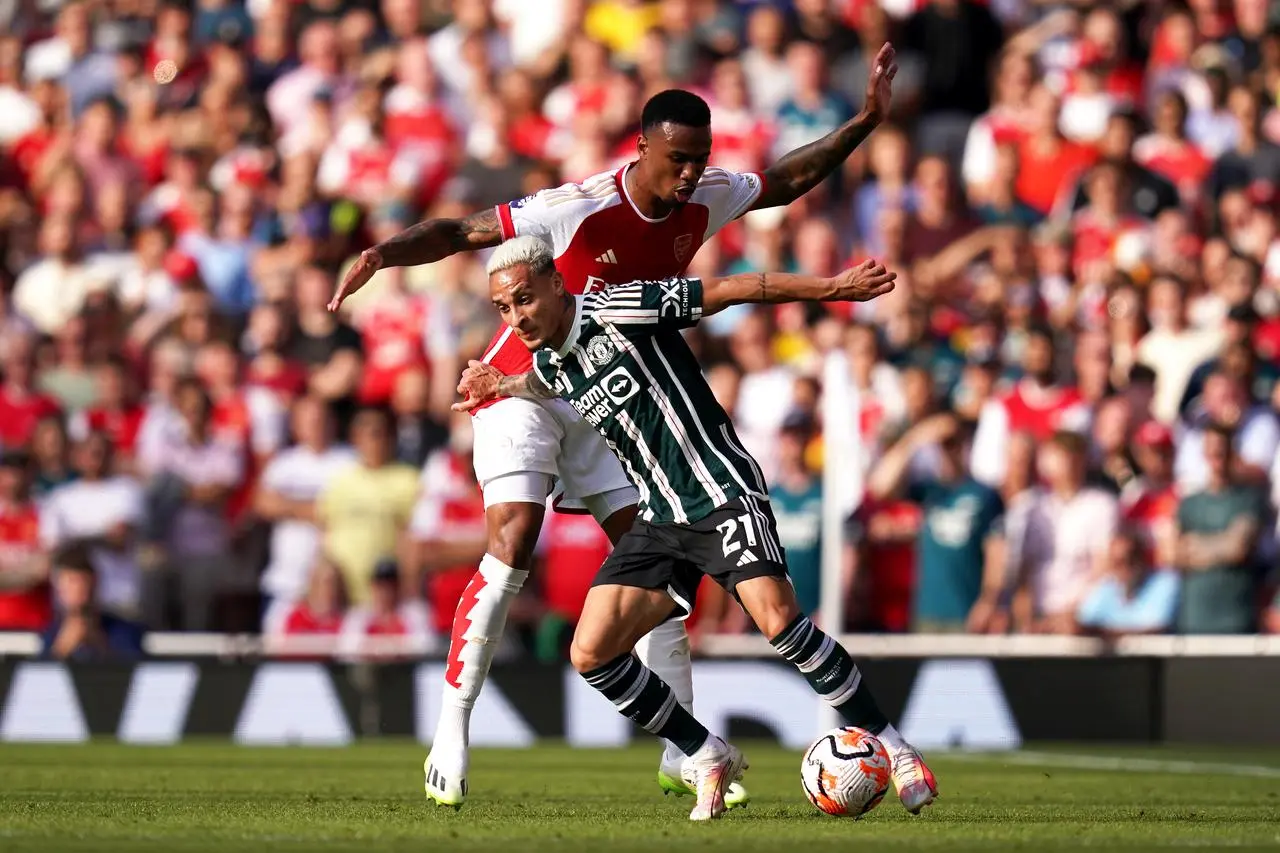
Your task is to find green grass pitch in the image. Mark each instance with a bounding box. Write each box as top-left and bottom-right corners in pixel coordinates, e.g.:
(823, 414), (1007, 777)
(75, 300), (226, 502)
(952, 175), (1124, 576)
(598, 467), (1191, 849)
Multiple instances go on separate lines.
(2, 741), (1279, 852)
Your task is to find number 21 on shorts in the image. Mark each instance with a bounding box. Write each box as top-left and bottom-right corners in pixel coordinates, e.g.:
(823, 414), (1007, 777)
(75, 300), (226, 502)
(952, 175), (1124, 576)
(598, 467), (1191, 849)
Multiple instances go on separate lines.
(717, 513), (760, 565)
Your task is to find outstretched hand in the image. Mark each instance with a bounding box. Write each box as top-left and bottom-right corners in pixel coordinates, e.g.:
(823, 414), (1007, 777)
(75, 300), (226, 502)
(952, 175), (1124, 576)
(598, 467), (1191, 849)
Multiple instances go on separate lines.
(862, 42), (898, 126)
(830, 258), (897, 302)
(451, 360), (503, 412)
(328, 247), (383, 313)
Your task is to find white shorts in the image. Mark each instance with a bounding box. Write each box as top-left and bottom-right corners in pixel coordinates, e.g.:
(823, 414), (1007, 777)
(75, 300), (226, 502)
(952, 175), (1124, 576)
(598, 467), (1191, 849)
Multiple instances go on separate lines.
(471, 396), (636, 513)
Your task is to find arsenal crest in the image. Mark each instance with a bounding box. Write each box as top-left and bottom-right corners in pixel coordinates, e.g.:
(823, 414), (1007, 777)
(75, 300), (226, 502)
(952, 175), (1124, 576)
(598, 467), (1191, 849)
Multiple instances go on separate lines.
(674, 234), (694, 263)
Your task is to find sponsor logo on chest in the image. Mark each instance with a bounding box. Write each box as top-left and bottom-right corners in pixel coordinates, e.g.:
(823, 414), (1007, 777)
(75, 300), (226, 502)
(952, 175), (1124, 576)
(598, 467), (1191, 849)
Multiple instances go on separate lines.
(570, 366), (640, 427)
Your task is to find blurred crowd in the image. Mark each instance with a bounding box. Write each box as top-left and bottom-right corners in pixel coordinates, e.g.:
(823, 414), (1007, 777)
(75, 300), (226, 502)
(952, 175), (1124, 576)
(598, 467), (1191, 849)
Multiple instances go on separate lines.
(1, 0), (1280, 662)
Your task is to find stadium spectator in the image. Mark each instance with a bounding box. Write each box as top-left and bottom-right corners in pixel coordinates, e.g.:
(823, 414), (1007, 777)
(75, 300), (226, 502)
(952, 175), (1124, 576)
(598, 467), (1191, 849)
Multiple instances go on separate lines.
(869, 413), (1004, 634)
(0, 450), (50, 631)
(40, 544), (144, 661)
(138, 377), (243, 631)
(1136, 276), (1225, 425)
(271, 553), (348, 641)
(1175, 370), (1280, 491)
(0, 332), (62, 450)
(317, 406), (419, 606)
(1122, 420), (1181, 569)
(1075, 527), (1180, 638)
(39, 431), (144, 619)
(770, 411), (823, 619)
(1002, 430), (1119, 634)
(339, 556), (432, 658)
(1173, 423), (1265, 634)
(255, 395), (357, 631)
(0, 0), (1278, 649)
(970, 324), (1089, 488)
(30, 414), (77, 498)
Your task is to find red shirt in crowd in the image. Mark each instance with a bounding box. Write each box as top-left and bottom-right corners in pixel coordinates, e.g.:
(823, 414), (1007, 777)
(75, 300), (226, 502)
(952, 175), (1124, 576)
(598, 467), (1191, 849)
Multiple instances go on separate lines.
(0, 386), (62, 449)
(1132, 136), (1211, 205)
(417, 451), (487, 634)
(540, 511), (612, 623)
(78, 405), (146, 457)
(355, 297), (432, 406)
(1016, 137), (1097, 214)
(855, 497), (920, 634)
(0, 502), (51, 631)
(1121, 481), (1179, 566)
(281, 603), (344, 635)
(998, 380), (1089, 440)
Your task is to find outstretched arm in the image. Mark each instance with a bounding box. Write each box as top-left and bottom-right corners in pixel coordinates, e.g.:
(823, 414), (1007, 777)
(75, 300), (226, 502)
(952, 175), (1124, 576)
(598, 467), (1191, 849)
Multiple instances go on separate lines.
(702, 259), (897, 316)
(329, 208), (503, 311)
(752, 43), (898, 210)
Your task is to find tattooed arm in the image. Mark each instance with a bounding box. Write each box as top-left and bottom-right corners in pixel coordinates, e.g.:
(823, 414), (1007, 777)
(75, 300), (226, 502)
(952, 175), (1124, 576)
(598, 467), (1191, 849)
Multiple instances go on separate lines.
(328, 208), (503, 311)
(376, 207), (503, 267)
(752, 43), (899, 211)
(451, 361), (556, 412)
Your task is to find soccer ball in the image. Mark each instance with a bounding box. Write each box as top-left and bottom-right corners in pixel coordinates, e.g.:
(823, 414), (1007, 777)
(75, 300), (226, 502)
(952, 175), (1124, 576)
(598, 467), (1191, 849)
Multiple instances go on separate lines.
(800, 727), (892, 817)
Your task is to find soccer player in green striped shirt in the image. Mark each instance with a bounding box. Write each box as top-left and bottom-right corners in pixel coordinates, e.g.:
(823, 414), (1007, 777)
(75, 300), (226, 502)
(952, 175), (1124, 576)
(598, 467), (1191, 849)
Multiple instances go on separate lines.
(455, 236), (939, 821)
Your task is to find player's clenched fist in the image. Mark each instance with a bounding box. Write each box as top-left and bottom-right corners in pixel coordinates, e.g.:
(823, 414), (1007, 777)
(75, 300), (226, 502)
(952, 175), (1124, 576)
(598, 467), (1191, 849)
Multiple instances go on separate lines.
(328, 247), (384, 312)
(829, 258), (897, 302)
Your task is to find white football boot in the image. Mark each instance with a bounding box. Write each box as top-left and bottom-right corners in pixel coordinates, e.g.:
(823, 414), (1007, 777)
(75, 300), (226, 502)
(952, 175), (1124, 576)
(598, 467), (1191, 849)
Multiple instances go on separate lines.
(889, 743), (938, 814)
(424, 747), (468, 810)
(684, 736), (748, 822)
(658, 749), (750, 808)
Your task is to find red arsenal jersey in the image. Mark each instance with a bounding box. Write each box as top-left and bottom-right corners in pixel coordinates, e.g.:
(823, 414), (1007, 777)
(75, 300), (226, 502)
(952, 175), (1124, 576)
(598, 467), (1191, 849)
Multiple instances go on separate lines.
(998, 380), (1090, 440)
(474, 163), (765, 411)
(0, 387), (62, 449)
(0, 503), (51, 631)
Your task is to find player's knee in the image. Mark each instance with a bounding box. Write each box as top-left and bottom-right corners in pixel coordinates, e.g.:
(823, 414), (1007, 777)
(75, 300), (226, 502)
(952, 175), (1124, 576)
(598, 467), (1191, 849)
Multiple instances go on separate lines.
(736, 576), (803, 640)
(485, 502), (543, 572)
(569, 635), (611, 675)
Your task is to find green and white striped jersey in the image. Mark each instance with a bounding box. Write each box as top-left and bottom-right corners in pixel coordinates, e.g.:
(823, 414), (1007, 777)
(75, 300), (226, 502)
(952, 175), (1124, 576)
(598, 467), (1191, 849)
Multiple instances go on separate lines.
(532, 277), (769, 525)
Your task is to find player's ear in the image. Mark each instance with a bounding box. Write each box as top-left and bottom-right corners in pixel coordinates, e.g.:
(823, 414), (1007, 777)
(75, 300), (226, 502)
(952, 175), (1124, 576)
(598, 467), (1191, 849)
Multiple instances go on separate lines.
(636, 132), (647, 159)
(551, 271), (565, 295)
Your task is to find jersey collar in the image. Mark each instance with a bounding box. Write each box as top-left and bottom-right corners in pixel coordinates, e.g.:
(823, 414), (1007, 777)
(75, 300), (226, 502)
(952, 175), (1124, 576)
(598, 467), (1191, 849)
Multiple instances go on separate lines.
(617, 163), (671, 224)
(555, 296), (585, 358)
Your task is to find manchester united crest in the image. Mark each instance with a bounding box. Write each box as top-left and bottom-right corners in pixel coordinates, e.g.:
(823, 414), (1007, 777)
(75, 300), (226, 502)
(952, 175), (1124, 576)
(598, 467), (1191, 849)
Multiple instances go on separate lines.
(674, 234), (694, 263)
(586, 335), (616, 366)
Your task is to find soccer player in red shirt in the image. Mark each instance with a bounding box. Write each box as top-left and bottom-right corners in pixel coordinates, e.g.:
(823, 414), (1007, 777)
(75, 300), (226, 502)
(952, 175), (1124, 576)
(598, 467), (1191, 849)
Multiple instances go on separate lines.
(330, 46), (899, 809)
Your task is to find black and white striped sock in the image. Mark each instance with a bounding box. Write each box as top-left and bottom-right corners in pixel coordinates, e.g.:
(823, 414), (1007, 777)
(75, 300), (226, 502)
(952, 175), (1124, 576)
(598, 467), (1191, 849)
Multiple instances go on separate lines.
(770, 614), (889, 733)
(581, 653), (710, 757)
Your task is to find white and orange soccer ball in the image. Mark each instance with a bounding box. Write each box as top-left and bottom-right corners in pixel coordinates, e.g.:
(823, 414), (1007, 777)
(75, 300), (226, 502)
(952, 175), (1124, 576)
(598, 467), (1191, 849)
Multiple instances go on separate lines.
(800, 726), (892, 817)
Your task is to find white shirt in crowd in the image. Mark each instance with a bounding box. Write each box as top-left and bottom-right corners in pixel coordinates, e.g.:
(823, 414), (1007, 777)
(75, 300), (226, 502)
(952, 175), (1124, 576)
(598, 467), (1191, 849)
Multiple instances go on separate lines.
(39, 476), (146, 615)
(12, 258), (106, 335)
(1136, 326), (1224, 424)
(258, 443), (359, 605)
(1005, 486), (1118, 618)
(1175, 409), (1280, 493)
(734, 365), (797, 482)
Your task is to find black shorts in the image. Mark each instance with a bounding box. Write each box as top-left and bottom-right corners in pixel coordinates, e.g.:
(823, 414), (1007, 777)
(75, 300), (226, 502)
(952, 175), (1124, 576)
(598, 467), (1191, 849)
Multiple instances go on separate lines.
(591, 495), (790, 618)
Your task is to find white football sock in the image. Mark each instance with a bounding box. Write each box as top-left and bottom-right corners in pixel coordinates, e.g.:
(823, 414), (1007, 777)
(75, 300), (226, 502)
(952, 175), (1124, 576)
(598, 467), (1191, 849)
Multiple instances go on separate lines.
(874, 722), (909, 756)
(432, 554), (528, 760)
(635, 618), (694, 765)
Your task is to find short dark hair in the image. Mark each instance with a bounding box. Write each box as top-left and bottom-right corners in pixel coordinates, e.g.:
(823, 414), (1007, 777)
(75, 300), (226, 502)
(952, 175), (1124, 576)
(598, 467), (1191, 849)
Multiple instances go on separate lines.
(1129, 363), (1157, 386)
(641, 90), (711, 132)
(1205, 420), (1236, 447)
(55, 543), (95, 574)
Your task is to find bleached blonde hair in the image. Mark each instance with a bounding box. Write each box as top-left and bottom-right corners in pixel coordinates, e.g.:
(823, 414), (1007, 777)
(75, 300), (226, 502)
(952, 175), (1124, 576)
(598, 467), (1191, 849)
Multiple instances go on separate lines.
(486, 235), (555, 277)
